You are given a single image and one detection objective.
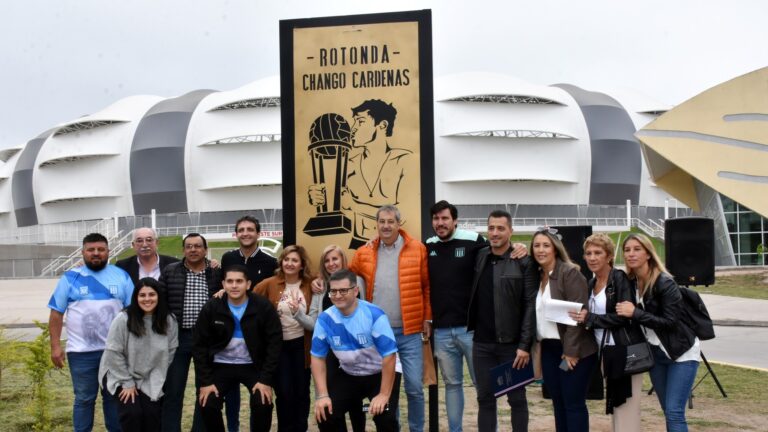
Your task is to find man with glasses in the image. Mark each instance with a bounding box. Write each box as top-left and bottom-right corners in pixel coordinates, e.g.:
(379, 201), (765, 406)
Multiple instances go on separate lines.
(160, 233), (223, 431)
(116, 227), (179, 285)
(311, 269), (399, 432)
(466, 210), (537, 432)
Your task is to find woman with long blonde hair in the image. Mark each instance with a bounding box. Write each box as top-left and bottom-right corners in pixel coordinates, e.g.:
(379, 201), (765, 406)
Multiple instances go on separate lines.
(616, 233), (699, 432)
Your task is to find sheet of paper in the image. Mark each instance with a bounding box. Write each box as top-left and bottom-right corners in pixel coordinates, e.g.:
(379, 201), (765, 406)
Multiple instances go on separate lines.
(544, 298), (584, 326)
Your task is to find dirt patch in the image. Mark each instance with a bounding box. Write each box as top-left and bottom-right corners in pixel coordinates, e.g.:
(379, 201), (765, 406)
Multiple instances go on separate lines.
(356, 377), (765, 431)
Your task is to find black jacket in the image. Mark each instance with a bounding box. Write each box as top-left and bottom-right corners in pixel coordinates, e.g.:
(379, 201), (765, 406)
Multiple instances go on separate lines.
(192, 292), (282, 387)
(159, 259), (222, 326)
(221, 249), (278, 291)
(467, 247), (537, 351)
(632, 273), (695, 360)
(115, 254), (179, 286)
(584, 268), (645, 346)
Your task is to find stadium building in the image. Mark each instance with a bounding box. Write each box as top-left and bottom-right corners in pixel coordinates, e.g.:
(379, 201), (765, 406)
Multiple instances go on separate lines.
(2, 72), (718, 275)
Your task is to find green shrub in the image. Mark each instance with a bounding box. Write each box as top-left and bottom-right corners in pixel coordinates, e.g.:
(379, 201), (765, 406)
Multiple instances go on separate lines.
(24, 322), (55, 431)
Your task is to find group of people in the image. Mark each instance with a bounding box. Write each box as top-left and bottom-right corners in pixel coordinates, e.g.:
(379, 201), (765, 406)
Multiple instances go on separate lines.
(48, 202), (700, 432)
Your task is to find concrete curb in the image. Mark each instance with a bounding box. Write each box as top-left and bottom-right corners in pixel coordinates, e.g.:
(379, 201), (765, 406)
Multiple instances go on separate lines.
(713, 319), (768, 328)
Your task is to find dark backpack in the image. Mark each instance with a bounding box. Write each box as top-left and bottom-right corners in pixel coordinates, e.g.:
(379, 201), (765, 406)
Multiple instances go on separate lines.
(678, 287), (716, 340)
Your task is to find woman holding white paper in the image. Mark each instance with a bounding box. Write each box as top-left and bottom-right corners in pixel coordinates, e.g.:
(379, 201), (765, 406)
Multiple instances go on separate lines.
(532, 228), (597, 432)
(570, 233), (644, 431)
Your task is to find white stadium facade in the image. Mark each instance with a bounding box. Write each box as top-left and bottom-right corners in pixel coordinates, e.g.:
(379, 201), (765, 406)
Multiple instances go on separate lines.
(2, 72), (711, 275)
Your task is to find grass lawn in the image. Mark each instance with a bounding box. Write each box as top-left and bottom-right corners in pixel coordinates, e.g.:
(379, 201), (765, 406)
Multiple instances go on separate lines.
(696, 272), (768, 300)
(0, 354), (765, 431)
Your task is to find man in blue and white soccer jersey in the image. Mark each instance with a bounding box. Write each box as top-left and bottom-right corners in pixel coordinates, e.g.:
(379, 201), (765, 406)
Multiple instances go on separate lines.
(311, 269), (399, 432)
(48, 233), (134, 432)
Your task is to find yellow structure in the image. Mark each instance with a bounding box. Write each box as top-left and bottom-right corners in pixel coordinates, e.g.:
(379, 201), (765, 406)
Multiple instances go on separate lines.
(636, 67), (768, 218)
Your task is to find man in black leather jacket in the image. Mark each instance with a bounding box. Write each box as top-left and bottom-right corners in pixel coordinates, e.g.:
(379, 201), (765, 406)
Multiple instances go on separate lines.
(467, 210), (537, 432)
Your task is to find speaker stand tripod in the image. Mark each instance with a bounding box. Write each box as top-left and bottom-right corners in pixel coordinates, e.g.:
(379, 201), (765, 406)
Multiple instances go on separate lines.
(646, 350), (727, 409)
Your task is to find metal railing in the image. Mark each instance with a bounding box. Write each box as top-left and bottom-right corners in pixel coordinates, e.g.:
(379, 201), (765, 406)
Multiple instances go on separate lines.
(40, 229), (124, 277)
(0, 218), (117, 246)
(154, 223), (283, 237)
(457, 217), (665, 238)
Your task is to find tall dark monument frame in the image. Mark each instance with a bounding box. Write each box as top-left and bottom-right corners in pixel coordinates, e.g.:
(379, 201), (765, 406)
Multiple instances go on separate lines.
(279, 10), (435, 247)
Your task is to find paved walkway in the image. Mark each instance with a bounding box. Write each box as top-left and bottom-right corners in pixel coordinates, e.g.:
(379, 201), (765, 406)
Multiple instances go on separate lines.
(1, 279), (767, 370)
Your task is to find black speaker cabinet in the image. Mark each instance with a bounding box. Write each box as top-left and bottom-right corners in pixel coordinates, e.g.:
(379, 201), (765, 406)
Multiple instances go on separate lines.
(664, 217), (715, 286)
(551, 225), (593, 281)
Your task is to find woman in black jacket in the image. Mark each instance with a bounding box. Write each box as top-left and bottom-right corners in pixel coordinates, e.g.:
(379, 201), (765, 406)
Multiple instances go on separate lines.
(616, 233), (699, 432)
(570, 233), (644, 431)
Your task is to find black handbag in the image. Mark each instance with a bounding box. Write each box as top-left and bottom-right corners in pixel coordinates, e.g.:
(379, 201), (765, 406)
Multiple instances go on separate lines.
(623, 328), (654, 375)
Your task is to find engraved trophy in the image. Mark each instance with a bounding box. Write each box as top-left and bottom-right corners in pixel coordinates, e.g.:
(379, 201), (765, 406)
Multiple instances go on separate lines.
(303, 113), (353, 236)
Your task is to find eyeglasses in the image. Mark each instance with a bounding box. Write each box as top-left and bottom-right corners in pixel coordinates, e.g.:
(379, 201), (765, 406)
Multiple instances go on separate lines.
(184, 244), (205, 250)
(535, 226), (562, 240)
(328, 287), (355, 297)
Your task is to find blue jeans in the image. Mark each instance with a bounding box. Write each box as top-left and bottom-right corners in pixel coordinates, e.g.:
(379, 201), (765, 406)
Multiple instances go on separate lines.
(540, 339), (596, 432)
(392, 327), (424, 432)
(68, 350), (120, 432)
(648, 345), (699, 432)
(434, 327), (476, 432)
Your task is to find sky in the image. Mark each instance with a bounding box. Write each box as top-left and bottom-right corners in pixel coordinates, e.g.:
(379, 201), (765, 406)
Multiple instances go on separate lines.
(1, 0), (766, 150)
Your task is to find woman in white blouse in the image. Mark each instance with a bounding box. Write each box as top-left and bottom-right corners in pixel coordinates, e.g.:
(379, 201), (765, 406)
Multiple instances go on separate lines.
(532, 228), (597, 432)
(570, 233), (645, 431)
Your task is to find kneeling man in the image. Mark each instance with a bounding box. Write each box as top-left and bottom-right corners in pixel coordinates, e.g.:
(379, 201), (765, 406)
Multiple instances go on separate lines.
(311, 269), (399, 432)
(193, 264), (282, 432)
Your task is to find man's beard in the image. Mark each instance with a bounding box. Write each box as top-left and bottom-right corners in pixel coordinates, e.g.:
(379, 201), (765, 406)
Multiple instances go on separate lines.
(85, 260), (107, 272)
(437, 227), (455, 241)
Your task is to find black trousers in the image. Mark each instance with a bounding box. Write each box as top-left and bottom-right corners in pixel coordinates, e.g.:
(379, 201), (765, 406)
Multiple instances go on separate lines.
(113, 386), (162, 432)
(275, 336), (310, 432)
(473, 341), (529, 432)
(317, 370), (401, 432)
(326, 351), (366, 432)
(199, 363), (273, 432)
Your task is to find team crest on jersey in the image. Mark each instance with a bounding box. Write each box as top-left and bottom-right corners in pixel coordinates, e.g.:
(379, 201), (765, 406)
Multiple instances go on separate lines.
(79, 286), (89, 296)
(455, 247), (466, 258)
(357, 334), (368, 345)
(109, 285), (118, 296)
(333, 336), (341, 346)
(429, 250), (437, 257)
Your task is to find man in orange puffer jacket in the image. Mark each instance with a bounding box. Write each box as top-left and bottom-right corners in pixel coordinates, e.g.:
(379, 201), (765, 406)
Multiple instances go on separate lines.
(349, 204), (431, 432)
